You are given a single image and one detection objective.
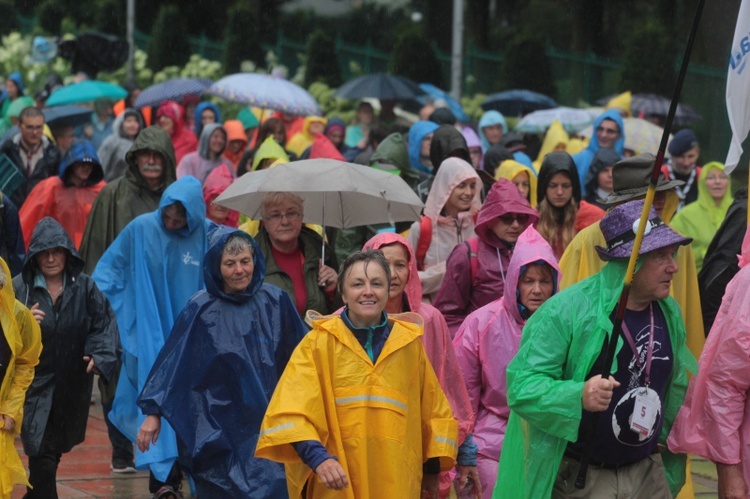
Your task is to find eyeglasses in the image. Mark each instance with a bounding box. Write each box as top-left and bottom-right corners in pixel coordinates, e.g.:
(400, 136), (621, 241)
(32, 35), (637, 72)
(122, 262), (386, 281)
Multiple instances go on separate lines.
(596, 126), (618, 135)
(499, 213), (530, 225)
(264, 211), (303, 223)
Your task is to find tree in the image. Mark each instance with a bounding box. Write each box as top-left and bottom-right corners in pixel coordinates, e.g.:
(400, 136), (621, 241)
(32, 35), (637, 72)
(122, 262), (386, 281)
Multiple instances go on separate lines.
(147, 5), (191, 71)
(95, 0), (127, 37)
(0, 0), (18, 34)
(619, 19), (677, 95)
(390, 30), (443, 87)
(37, 0), (65, 35)
(304, 29), (341, 88)
(223, 2), (265, 73)
(499, 34), (556, 97)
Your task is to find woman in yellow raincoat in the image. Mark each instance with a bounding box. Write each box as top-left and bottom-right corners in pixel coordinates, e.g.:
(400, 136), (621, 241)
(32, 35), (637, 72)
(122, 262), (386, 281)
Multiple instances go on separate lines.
(494, 159), (538, 206)
(532, 119), (568, 172)
(0, 258), (42, 498)
(256, 250), (458, 498)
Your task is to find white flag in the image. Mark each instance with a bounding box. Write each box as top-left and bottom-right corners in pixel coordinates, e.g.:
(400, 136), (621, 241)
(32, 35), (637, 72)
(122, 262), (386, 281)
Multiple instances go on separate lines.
(726, 0), (750, 174)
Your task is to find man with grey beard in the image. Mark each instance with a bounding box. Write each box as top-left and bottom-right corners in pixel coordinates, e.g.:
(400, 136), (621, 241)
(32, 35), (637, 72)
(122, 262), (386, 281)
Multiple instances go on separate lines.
(78, 125), (176, 476)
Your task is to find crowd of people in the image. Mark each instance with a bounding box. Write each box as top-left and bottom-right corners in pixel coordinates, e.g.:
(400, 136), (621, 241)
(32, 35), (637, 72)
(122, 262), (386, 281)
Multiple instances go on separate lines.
(0, 71), (747, 499)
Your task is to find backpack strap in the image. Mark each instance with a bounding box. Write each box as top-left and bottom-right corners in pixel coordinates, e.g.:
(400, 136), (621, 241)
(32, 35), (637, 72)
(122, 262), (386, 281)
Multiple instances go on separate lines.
(415, 216), (433, 271)
(465, 238), (480, 285)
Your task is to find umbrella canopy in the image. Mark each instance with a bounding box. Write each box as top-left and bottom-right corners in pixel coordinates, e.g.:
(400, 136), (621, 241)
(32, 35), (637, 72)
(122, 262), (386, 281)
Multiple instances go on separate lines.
(333, 73), (427, 101)
(418, 83), (470, 122)
(42, 105), (93, 127)
(578, 117), (673, 156)
(206, 73), (320, 117)
(214, 158), (424, 228)
(45, 80), (127, 106)
(481, 89), (558, 116)
(597, 93), (702, 126)
(134, 78), (213, 108)
(515, 106), (594, 134)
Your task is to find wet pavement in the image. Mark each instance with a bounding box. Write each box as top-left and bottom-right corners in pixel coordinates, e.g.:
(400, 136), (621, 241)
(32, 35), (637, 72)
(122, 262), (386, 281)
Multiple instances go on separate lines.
(9, 387), (719, 498)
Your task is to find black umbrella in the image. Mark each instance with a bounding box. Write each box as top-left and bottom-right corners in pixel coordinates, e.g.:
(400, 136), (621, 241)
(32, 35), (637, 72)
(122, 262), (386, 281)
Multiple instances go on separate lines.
(333, 73), (427, 101)
(596, 93), (702, 126)
(42, 105), (93, 128)
(481, 89), (558, 116)
(134, 78), (214, 108)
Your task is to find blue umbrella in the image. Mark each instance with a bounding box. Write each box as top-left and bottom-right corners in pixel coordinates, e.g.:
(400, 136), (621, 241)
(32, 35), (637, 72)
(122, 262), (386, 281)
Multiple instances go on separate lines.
(418, 83), (470, 122)
(481, 89), (558, 116)
(134, 78), (213, 108)
(333, 73), (427, 101)
(206, 73), (321, 117)
(42, 105), (93, 127)
(45, 81), (127, 106)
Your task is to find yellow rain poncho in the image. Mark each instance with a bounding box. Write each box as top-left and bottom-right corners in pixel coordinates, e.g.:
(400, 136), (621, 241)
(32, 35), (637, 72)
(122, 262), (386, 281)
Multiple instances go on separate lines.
(0, 259), (42, 498)
(533, 120), (569, 172)
(256, 312), (458, 498)
(251, 136), (290, 172)
(494, 159), (538, 206)
(605, 90), (632, 117)
(286, 116), (327, 157)
(565, 137), (588, 156)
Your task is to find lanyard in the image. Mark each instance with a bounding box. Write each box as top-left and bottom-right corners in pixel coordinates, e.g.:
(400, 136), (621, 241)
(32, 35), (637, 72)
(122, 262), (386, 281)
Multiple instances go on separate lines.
(667, 163), (696, 202)
(621, 303), (655, 387)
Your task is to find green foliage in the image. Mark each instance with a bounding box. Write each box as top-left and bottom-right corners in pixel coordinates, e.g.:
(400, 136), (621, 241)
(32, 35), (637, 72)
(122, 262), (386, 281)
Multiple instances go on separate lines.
(619, 20), (677, 96)
(94, 0), (126, 36)
(307, 81), (355, 121)
(0, 32), (71, 92)
(304, 29), (341, 88)
(0, 0), (18, 34)
(389, 30), (442, 87)
(37, 0), (64, 35)
(223, 2), (264, 74)
(147, 5), (190, 72)
(499, 34), (556, 97)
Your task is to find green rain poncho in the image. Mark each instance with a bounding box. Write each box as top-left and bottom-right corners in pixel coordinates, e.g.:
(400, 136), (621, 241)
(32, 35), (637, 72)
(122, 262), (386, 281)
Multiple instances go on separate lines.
(670, 162), (733, 272)
(493, 259), (697, 498)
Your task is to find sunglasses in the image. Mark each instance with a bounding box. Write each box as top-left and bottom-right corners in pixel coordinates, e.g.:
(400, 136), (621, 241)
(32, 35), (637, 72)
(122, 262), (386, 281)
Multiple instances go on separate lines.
(499, 213), (530, 225)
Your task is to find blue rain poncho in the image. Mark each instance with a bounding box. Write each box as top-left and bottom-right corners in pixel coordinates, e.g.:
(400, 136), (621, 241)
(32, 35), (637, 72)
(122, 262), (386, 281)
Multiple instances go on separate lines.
(137, 228), (307, 497)
(93, 175), (210, 482)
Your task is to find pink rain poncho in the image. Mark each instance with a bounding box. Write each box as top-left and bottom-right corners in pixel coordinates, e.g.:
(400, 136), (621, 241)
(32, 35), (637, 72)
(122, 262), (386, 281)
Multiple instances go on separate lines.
(406, 158), (481, 301)
(668, 228), (750, 486)
(453, 226), (560, 498)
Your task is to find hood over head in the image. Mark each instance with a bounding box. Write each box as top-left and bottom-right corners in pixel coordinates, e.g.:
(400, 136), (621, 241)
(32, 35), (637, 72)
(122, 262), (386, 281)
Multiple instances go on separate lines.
(324, 117), (346, 135)
(605, 91), (632, 117)
(6, 71), (24, 96)
(23, 216), (84, 281)
(252, 135), (289, 171)
(157, 175), (206, 237)
(7, 96), (34, 118)
(587, 109), (625, 156)
(478, 110), (508, 151)
(584, 147), (621, 196)
(223, 119), (247, 145)
(203, 164), (239, 227)
(203, 227), (265, 303)
(237, 108), (259, 130)
(429, 107), (456, 126)
(194, 101), (222, 137)
(309, 133), (345, 161)
(503, 225), (561, 323)
(424, 157), (481, 220)
(362, 232), (423, 313)
(197, 123), (227, 159)
(475, 178), (538, 245)
(125, 125), (177, 185)
(301, 116), (327, 137)
(537, 151), (581, 205)
(535, 120), (569, 164)
(429, 124), (471, 173)
(461, 126), (481, 149)
(482, 144), (514, 175)
(408, 120), (440, 173)
(371, 132), (409, 171)
(59, 139), (104, 185)
(696, 161), (733, 226)
(156, 101), (186, 137)
(495, 159), (538, 206)
(113, 108), (144, 138)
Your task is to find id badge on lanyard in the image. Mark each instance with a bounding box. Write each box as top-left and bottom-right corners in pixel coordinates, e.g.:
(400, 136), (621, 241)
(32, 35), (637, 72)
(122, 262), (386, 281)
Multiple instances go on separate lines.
(622, 304), (660, 436)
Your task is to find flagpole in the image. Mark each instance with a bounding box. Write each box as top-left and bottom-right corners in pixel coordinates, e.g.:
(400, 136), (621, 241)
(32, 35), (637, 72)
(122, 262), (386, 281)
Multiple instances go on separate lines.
(574, 0), (706, 488)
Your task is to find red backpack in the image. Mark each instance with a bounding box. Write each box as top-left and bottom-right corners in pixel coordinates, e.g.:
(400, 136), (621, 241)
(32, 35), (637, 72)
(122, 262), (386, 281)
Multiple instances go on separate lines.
(415, 216), (479, 281)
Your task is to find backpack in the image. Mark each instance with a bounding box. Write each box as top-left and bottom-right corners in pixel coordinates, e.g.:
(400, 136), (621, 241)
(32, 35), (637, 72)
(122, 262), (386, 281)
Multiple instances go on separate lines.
(415, 215), (479, 282)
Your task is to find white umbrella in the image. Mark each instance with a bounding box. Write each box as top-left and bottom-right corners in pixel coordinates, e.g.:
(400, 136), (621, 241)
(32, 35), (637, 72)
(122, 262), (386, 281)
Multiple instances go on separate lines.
(205, 73), (321, 117)
(514, 107), (594, 134)
(215, 159), (425, 260)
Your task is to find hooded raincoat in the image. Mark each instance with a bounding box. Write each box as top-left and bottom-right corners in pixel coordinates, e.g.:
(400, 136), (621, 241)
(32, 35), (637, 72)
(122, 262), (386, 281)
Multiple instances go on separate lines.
(408, 120), (440, 174)
(255, 311), (459, 499)
(156, 101), (198, 165)
(177, 123), (234, 184)
(494, 159), (538, 206)
(252, 135), (290, 172)
(79, 126), (177, 275)
(478, 111), (508, 152)
(462, 126), (482, 168)
(583, 147), (621, 210)
(308, 134), (345, 161)
(571, 110), (625, 195)
(406, 158), (481, 301)
(93, 176), (209, 481)
(202, 164), (239, 227)
(137, 228), (307, 497)
(494, 259), (695, 498)
(20, 140), (106, 250)
(370, 132), (423, 191)
(667, 230), (750, 488)
(193, 102), (222, 138)
(0, 258), (41, 498)
(557, 193), (706, 360)
(13, 217), (117, 457)
(222, 119), (247, 168)
(97, 109), (144, 182)
(434, 179), (538, 335)
(532, 120), (569, 172)
(670, 162), (733, 272)
(286, 116), (327, 157)
(453, 226), (559, 498)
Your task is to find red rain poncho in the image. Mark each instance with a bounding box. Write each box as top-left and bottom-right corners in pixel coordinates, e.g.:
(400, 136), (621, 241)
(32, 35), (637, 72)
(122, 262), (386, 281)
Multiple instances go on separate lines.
(157, 101), (198, 165)
(202, 164), (238, 228)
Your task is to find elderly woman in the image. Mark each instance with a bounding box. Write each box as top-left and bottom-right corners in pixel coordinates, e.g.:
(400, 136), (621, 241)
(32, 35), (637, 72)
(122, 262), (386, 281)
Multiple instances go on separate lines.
(0, 257), (41, 498)
(256, 250), (458, 498)
(137, 228), (307, 497)
(453, 226), (560, 498)
(13, 218), (117, 498)
(254, 192), (339, 316)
